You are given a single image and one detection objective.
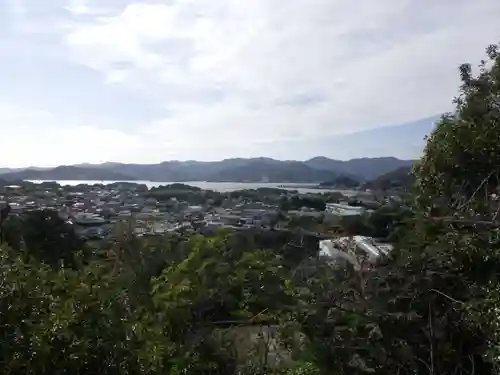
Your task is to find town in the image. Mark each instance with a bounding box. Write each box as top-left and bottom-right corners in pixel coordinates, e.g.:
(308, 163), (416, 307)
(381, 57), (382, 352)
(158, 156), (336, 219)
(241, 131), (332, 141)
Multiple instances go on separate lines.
(0, 180), (405, 269)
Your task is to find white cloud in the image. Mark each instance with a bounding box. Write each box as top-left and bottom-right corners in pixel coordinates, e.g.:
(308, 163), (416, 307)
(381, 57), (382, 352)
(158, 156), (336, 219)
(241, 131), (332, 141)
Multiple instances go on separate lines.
(104, 69), (129, 84)
(3, 126), (142, 167)
(63, 0), (500, 149)
(7, 0), (25, 18)
(65, 5), (91, 16)
(0, 105), (142, 167)
(35, 109), (53, 118)
(65, 0), (92, 15)
(64, 0), (114, 17)
(66, 3), (180, 74)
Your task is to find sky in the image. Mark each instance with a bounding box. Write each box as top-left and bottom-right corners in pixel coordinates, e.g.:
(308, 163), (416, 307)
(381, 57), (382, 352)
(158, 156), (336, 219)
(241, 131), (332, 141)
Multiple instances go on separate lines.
(1, 0), (499, 167)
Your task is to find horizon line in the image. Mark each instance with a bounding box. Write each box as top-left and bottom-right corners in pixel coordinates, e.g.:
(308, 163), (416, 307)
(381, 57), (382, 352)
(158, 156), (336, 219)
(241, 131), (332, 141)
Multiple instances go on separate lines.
(1, 155), (419, 170)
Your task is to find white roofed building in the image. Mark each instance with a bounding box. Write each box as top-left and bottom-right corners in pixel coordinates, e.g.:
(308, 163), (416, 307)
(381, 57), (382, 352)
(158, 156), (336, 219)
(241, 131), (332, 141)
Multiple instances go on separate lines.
(319, 235), (393, 270)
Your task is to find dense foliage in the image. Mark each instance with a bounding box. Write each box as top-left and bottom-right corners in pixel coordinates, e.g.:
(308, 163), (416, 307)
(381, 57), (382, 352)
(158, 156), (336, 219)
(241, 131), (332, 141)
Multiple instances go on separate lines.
(415, 43), (500, 217)
(1, 210), (87, 268)
(280, 196), (326, 211)
(0, 43), (500, 374)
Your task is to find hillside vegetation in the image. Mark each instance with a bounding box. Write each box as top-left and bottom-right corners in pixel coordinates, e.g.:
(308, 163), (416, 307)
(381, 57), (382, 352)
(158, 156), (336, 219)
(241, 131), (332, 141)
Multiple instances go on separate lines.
(363, 166), (414, 191)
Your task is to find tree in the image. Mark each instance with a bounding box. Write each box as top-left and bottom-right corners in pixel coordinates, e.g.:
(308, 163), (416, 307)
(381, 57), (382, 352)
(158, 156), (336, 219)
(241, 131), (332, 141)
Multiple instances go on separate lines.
(153, 232), (294, 326)
(338, 214), (371, 236)
(365, 206), (410, 240)
(151, 232), (296, 373)
(0, 202), (11, 229)
(415, 44), (500, 219)
(1, 215), (23, 250)
(21, 209), (86, 268)
(408, 43), (500, 371)
(0, 242), (163, 375)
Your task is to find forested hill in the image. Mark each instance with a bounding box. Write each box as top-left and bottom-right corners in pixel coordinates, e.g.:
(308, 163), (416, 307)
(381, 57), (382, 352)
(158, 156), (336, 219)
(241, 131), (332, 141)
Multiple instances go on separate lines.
(0, 156), (414, 182)
(363, 166), (415, 190)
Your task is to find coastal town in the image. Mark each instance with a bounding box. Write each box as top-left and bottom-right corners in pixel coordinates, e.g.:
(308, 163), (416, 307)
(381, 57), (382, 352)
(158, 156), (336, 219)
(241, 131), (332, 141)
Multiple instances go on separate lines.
(0, 180), (403, 267)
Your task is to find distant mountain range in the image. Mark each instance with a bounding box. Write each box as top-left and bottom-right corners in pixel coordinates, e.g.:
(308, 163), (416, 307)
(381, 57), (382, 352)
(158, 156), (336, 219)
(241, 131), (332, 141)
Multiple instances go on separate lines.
(0, 157), (416, 183)
(0, 166), (137, 182)
(0, 167), (49, 174)
(0, 114), (439, 184)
